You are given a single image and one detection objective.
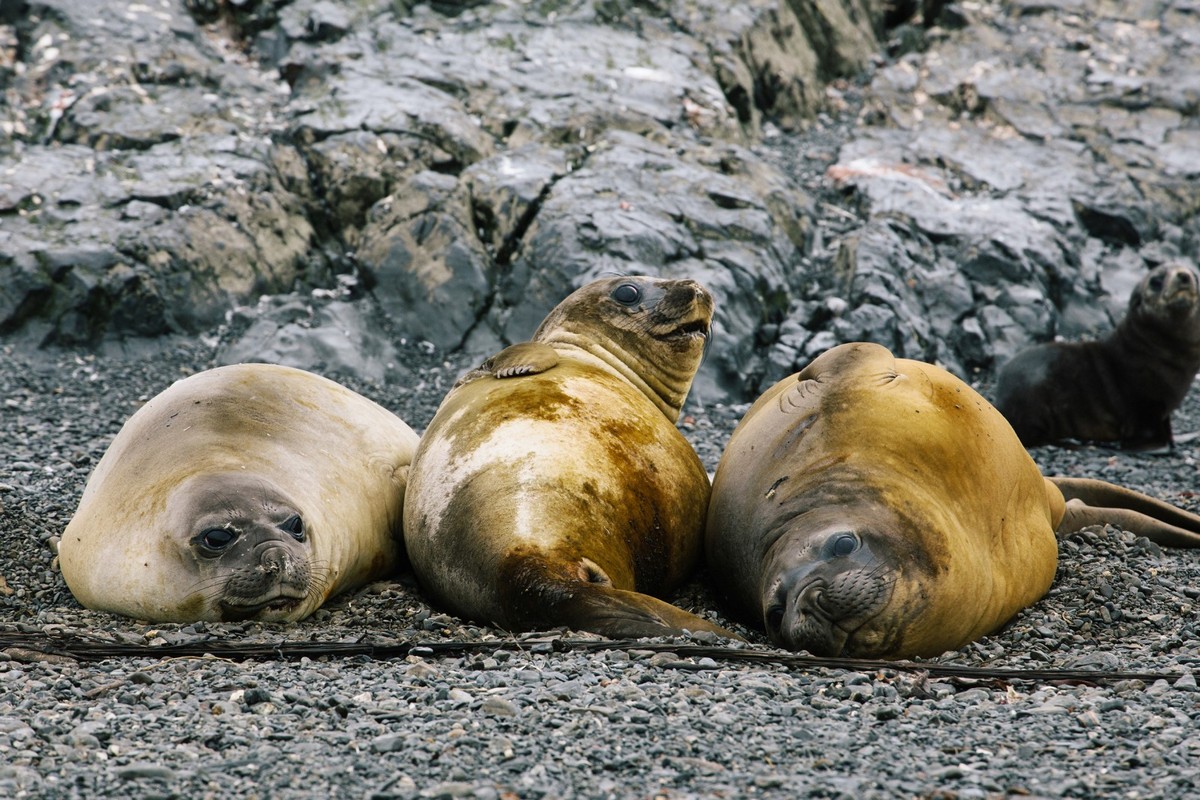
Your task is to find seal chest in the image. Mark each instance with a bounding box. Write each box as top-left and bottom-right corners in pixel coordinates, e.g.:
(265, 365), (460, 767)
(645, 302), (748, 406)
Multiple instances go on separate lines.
(404, 275), (736, 639)
(59, 363), (419, 623)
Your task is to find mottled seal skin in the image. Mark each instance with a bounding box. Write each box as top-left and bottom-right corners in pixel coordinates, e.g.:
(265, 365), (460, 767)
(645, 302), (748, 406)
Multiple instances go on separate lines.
(994, 262), (1200, 450)
(706, 342), (1200, 659)
(59, 364), (419, 623)
(403, 276), (735, 639)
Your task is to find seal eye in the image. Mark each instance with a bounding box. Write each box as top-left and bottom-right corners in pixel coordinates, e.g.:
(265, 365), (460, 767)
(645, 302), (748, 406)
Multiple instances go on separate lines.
(765, 605), (785, 632)
(611, 283), (642, 306)
(198, 528), (237, 552)
(830, 532), (859, 558)
(280, 515), (305, 541)
(1148, 272), (1165, 293)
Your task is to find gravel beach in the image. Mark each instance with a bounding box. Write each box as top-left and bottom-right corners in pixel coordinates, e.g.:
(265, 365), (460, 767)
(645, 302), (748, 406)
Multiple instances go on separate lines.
(4, 1), (1200, 796)
(3, 326), (1200, 799)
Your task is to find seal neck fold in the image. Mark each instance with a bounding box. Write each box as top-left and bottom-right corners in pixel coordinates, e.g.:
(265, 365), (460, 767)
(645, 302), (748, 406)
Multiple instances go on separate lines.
(544, 334), (690, 422)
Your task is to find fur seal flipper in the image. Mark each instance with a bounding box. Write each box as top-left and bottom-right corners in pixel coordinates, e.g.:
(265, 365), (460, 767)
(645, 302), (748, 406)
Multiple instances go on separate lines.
(405, 276), (737, 640)
(497, 551), (729, 638)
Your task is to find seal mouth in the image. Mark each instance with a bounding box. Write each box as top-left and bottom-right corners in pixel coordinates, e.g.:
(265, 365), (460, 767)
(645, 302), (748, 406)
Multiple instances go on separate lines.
(664, 318), (710, 341)
(1165, 287), (1198, 310)
(220, 589), (309, 620)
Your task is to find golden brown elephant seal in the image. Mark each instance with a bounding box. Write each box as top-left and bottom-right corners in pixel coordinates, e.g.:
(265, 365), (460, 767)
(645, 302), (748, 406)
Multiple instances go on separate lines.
(60, 363), (419, 622)
(995, 262), (1200, 449)
(706, 342), (1200, 659)
(403, 275), (734, 639)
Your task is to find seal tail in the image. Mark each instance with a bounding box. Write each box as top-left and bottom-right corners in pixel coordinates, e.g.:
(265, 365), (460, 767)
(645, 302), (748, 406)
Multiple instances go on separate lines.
(499, 552), (742, 640)
(1049, 477), (1200, 548)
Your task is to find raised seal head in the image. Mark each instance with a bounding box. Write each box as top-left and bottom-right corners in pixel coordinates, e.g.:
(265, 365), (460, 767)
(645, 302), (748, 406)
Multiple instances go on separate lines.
(404, 275), (736, 640)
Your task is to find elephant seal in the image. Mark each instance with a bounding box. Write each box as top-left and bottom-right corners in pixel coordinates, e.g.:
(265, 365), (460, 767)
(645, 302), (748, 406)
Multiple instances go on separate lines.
(403, 275), (735, 639)
(60, 364), (419, 623)
(994, 262), (1200, 449)
(706, 342), (1200, 659)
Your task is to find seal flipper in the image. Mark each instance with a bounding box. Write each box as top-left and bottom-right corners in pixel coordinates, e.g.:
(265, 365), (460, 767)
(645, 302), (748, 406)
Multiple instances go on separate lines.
(453, 343), (560, 387)
(1049, 476), (1200, 548)
(498, 552), (741, 640)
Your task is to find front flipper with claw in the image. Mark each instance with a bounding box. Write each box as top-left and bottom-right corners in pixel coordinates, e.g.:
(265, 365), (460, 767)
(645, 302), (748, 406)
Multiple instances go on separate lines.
(454, 343), (560, 387)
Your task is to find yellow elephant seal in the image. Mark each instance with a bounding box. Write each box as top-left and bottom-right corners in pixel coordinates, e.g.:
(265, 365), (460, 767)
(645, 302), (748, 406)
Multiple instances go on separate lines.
(60, 363), (419, 623)
(706, 341), (1200, 658)
(403, 275), (735, 639)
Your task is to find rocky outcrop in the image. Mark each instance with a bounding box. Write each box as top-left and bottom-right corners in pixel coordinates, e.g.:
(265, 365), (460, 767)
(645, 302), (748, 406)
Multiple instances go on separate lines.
(3, 0), (1197, 400)
(1, 0), (884, 399)
(818, 0), (1200, 378)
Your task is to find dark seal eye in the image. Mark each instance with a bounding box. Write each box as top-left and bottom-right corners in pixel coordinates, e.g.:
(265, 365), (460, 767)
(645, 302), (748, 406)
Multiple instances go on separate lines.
(198, 528), (237, 552)
(830, 532), (859, 558)
(765, 605), (785, 632)
(611, 283), (641, 306)
(1148, 272), (1165, 293)
(280, 515), (305, 541)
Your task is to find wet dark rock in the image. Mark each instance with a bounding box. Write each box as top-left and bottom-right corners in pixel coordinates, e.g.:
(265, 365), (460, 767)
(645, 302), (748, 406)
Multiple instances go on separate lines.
(11, 0), (1194, 400)
(2, 0), (887, 401)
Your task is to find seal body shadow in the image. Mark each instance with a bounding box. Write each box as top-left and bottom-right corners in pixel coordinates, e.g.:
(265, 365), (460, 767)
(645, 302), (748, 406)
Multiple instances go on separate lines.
(59, 364), (419, 622)
(706, 342), (1200, 660)
(994, 262), (1200, 449)
(403, 276), (734, 639)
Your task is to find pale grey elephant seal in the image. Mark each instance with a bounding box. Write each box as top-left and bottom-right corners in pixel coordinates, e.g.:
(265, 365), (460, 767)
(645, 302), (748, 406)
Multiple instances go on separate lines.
(60, 363), (419, 622)
(403, 275), (736, 639)
(706, 342), (1200, 659)
(995, 262), (1200, 449)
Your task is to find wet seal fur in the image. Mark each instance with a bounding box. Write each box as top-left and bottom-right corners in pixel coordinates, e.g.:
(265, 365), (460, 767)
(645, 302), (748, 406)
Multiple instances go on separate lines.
(60, 364), (419, 622)
(706, 342), (1200, 659)
(403, 276), (735, 639)
(994, 262), (1200, 449)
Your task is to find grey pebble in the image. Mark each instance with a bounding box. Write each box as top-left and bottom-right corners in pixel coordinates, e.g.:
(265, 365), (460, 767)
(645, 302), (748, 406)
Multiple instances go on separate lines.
(479, 697), (519, 717)
(114, 762), (177, 781)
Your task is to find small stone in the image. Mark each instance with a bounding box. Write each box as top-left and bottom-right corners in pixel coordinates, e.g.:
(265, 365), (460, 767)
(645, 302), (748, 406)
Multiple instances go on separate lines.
(405, 662), (439, 680)
(1172, 672), (1197, 692)
(873, 704), (902, 720)
(114, 763), (176, 781)
(371, 733), (407, 754)
(480, 697), (519, 717)
(243, 687), (271, 706)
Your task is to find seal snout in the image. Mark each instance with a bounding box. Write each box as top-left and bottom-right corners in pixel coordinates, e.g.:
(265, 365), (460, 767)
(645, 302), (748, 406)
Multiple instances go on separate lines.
(216, 540), (313, 620)
(1161, 265), (1199, 309)
(764, 569), (844, 656)
(258, 544), (303, 580)
(654, 280), (715, 341)
(765, 557), (896, 657)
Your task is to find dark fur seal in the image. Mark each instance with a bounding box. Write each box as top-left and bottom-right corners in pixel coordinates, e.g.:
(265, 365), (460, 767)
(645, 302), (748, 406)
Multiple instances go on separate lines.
(994, 262), (1200, 449)
(403, 276), (735, 639)
(706, 342), (1200, 659)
